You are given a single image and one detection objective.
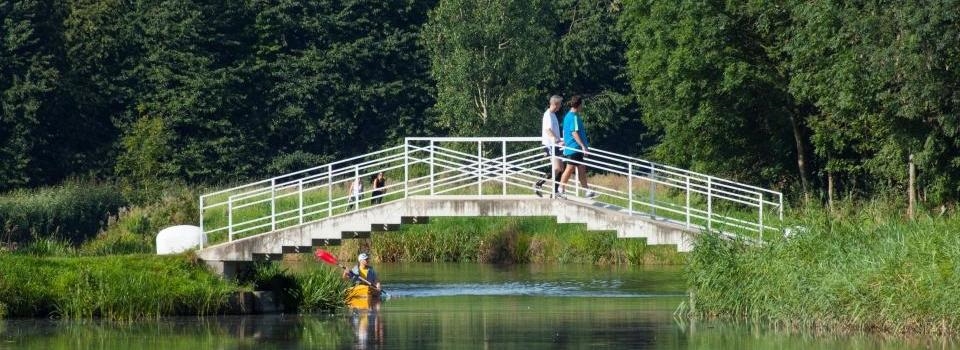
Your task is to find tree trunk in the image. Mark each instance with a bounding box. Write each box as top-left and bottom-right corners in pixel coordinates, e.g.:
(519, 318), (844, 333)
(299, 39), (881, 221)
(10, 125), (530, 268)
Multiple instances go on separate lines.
(789, 114), (811, 204)
(908, 154), (916, 220)
(827, 171), (834, 210)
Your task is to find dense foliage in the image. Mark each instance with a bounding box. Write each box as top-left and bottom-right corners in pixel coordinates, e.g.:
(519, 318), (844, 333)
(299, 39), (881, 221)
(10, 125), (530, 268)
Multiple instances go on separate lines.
(1, 0), (436, 191)
(2, 0), (958, 205)
(620, 0), (960, 201)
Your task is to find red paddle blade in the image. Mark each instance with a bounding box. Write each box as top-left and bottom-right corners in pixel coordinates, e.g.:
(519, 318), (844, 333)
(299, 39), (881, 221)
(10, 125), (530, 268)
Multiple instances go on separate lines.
(314, 249), (339, 266)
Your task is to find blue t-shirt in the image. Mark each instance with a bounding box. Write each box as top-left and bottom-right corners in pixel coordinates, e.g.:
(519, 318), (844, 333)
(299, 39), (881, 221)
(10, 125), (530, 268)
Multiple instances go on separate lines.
(562, 110), (588, 156)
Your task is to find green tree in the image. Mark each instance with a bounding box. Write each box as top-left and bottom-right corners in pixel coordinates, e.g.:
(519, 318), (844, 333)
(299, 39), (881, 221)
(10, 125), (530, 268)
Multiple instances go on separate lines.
(422, 0), (554, 136)
(0, 0), (70, 190)
(125, 0), (261, 183)
(619, 0), (799, 186)
(552, 0), (646, 156)
(115, 115), (172, 204)
(250, 0), (436, 173)
(785, 1), (960, 202)
(61, 0), (139, 179)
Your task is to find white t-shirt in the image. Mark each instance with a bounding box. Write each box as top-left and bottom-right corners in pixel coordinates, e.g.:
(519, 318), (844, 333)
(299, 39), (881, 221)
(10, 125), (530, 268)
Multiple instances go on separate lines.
(541, 109), (561, 146)
(350, 178), (362, 195)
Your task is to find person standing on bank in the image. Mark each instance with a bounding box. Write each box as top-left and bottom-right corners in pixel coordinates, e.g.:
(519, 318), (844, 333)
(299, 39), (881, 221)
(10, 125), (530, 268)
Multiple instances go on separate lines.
(343, 252), (381, 291)
(558, 95), (598, 199)
(370, 172), (386, 206)
(535, 95), (564, 197)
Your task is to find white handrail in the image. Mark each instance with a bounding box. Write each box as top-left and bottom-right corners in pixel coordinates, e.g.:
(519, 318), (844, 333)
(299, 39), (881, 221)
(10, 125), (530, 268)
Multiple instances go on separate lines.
(199, 137), (784, 244)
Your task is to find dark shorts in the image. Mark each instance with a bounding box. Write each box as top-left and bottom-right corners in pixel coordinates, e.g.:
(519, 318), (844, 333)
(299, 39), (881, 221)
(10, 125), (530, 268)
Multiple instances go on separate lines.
(543, 146), (562, 157)
(563, 152), (584, 166)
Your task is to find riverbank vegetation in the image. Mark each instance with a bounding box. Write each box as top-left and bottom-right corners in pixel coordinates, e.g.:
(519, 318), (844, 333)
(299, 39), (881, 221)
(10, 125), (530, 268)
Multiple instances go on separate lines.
(330, 217), (685, 265)
(688, 201), (960, 335)
(0, 252), (349, 320)
(0, 253), (235, 320)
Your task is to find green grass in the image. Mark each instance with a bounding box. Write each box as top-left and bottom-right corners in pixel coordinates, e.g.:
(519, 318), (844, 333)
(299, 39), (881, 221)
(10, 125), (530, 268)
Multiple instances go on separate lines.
(0, 253), (238, 321)
(687, 200), (960, 335)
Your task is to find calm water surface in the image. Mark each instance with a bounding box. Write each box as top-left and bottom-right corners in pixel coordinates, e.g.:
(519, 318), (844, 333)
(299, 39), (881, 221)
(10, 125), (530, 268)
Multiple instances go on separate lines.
(0, 263), (953, 349)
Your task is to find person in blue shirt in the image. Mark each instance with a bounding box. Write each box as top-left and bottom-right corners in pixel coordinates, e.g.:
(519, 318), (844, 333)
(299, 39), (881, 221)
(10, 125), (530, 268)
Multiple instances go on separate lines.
(558, 95), (598, 199)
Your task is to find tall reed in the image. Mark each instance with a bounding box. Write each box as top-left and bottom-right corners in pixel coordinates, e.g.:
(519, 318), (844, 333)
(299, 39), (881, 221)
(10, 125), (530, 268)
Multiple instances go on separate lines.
(687, 200), (960, 334)
(0, 181), (126, 244)
(0, 253), (237, 321)
(332, 217), (686, 265)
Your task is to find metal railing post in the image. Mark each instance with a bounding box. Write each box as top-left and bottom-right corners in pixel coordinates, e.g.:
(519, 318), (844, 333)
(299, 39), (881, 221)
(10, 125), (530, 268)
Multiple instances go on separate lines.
(685, 176), (691, 228)
(758, 192), (764, 239)
(199, 196), (204, 249)
(270, 178), (276, 231)
(707, 177), (713, 232)
(628, 163), (633, 215)
(477, 141), (483, 196)
(574, 167), (580, 196)
(298, 179), (304, 225)
(779, 193), (784, 221)
(550, 145), (557, 196)
(649, 164), (656, 217)
(429, 140), (435, 195)
(404, 139), (410, 198)
(227, 197), (234, 241)
(501, 140), (507, 195)
(327, 164), (333, 217)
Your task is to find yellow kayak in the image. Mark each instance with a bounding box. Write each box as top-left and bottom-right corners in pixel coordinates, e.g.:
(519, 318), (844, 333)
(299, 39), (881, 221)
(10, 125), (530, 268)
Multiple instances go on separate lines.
(346, 284), (382, 310)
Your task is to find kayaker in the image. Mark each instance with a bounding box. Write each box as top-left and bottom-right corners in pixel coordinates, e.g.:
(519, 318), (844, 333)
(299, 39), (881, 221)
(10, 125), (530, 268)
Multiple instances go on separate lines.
(343, 253), (381, 291)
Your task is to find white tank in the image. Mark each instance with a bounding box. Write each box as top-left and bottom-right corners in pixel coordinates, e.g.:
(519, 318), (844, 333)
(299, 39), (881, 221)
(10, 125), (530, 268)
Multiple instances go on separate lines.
(156, 225), (206, 254)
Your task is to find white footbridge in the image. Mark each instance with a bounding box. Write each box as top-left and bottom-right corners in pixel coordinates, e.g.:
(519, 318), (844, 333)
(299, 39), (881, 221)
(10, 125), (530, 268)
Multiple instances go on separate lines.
(197, 137), (782, 273)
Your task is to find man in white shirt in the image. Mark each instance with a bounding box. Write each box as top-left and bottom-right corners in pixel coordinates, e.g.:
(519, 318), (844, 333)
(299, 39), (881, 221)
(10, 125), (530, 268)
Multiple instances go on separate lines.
(535, 95), (564, 197)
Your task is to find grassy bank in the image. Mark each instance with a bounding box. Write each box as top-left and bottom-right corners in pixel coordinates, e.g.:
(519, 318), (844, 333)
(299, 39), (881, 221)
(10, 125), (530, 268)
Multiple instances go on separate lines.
(327, 217), (686, 265)
(0, 253), (237, 320)
(687, 202), (960, 334)
(0, 253), (349, 320)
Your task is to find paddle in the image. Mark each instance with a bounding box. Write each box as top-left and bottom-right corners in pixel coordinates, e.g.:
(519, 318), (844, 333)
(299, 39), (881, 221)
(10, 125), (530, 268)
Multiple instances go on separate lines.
(314, 249), (389, 299)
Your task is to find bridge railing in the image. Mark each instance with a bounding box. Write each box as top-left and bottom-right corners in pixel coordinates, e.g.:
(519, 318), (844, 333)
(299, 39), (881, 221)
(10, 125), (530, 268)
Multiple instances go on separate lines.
(199, 137), (783, 247)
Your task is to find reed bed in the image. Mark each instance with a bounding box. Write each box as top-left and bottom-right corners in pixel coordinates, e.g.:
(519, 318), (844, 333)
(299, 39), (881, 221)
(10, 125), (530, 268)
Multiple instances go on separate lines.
(244, 261), (349, 313)
(0, 253), (237, 321)
(687, 201), (960, 335)
(0, 181), (126, 244)
(328, 217), (686, 265)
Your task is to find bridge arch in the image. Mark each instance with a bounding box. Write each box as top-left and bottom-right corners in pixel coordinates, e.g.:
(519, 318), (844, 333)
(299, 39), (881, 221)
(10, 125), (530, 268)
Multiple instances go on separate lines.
(197, 137), (782, 272)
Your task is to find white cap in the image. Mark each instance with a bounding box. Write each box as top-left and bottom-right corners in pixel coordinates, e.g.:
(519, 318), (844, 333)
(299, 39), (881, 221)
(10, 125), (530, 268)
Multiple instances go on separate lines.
(358, 253), (369, 261)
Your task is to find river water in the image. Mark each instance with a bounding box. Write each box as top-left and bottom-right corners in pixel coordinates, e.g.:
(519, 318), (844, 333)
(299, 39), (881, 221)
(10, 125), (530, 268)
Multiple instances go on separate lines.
(0, 263), (952, 349)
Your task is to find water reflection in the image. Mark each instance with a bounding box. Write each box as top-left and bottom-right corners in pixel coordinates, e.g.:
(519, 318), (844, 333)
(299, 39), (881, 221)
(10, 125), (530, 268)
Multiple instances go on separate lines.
(350, 309), (384, 349)
(0, 264), (956, 349)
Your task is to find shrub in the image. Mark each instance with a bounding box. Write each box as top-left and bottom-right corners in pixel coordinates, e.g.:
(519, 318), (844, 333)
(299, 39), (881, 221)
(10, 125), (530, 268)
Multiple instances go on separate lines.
(0, 181), (126, 244)
(81, 186), (199, 255)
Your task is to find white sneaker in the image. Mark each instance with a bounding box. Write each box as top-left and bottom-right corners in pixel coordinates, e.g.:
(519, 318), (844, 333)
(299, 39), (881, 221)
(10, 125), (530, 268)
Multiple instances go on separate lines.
(555, 192), (567, 199)
(585, 190), (599, 199)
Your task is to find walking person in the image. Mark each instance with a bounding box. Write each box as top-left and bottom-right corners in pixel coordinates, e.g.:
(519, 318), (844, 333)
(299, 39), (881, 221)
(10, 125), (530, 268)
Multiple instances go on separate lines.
(535, 95), (564, 197)
(557, 95), (598, 199)
(348, 175), (363, 210)
(370, 172), (386, 205)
